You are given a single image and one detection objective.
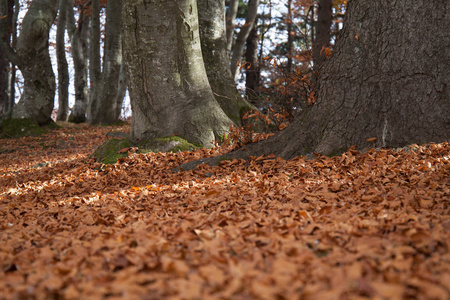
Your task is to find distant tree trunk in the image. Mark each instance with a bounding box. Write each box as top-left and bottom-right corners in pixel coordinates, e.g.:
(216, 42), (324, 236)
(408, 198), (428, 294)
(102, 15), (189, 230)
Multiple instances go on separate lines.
(198, 0), (254, 125)
(0, 0), (58, 125)
(245, 23), (260, 105)
(6, 0), (19, 115)
(230, 0), (260, 81)
(114, 62), (127, 120)
(0, 0), (17, 116)
(56, 0), (69, 121)
(67, 3), (89, 123)
(286, 0), (294, 73)
(123, 0), (232, 146)
(89, 0), (123, 124)
(180, 0), (450, 169)
(89, 0), (101, 96)
(312, 0), (332, 69)
(226, 0), (239, 54)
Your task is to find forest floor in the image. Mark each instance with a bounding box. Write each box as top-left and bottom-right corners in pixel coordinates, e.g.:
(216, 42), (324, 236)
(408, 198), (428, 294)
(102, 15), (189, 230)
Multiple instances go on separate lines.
(0, 123), (449, 300)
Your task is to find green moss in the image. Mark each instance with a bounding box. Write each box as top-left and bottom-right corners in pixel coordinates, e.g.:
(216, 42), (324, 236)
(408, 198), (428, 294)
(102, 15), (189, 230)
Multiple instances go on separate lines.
(138, 136), (197, 153)
(0, 118), (47, 138)
(93, 138), (133, 164)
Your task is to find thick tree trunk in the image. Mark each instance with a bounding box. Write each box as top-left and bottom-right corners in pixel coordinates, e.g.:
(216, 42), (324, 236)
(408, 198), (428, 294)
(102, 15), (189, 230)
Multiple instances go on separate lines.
(56, 0), (69, 121)
(89, 0), (123, 124)
(230, 0), (260, 81)
(198, 0), (254, 125)
(123, 0), (232, 147)
(245, 24), (260, 105)
(67, 4), (89, 123)
(312, 0), (332, 69)
(8, 0), (58, 125)
(179, 0), (450, 170)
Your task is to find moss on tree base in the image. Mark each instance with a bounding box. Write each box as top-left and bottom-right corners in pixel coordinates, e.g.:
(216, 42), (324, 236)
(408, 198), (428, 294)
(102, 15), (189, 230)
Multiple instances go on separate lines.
(0, 118), (47, 139)
(92, 136), (197, 164)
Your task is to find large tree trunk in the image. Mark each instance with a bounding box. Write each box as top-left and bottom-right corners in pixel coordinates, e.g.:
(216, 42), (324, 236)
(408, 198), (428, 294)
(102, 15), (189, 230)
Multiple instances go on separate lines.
(88, 0), (123, 124)
(56, 0), (69, 121)
(198, 0), (254, 125)
(67, 3), (89, 123)
(179, 0), (450, 169)
(114, 63), (127, 120)
(230, 0), (260, 81)
(89, 0), (101, 97)
(12, 0), (58, 125)
(123, 0), (232, 147)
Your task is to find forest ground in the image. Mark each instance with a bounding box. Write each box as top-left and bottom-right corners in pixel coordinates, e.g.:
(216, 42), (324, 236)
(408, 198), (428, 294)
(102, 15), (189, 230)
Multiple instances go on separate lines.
(0, 123), (449, 299)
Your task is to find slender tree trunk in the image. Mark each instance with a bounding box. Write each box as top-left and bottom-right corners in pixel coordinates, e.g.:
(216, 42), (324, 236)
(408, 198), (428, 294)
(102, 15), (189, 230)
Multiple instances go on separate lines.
(89, 0), (101, 95)
(226, 0), (239, 54)
(198, 0), (254, 125)
(6, 0), (19, 115)
(286, 0), (293, 73)
(56, 0), (69, 121)
(114, 62), (127, 120)
(312, 0), (332, 69)
(0, 0), (15, 116)
(89, 0), (123, 124)
(0, 0), (58, 125)
(180, 0), (450, 170)
(67, 4), (89, 123)
(230, 0), (260, 81)
(245, 23), (260, 105)
(123, 0), (232, 146)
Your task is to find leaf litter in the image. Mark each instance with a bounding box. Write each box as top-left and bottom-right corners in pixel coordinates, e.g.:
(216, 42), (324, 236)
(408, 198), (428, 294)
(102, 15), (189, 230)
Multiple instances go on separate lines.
(0, 123), (449, 299)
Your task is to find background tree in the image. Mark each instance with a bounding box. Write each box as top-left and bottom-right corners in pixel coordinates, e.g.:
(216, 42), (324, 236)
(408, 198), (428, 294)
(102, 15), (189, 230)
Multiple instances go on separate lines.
(312, 0), (332, 70)
(123, 0), (232, 146)
(198, 0), (254, 125)
(88, 0), (124, 124)
(230, 0), (260, 81)
(181, 0), (450, 169)
(67, 0), (90, 123)
(0, 0), (58, 125)
(56, 0), (69, 121)
(0, 0), (15, 116)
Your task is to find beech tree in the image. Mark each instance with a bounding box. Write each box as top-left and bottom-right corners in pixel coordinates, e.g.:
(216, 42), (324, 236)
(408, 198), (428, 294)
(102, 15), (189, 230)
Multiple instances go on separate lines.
(0, 0), (57, 125)
(180, 0), (450, 169)
(56, 0), (69, 121)
(197, 0), (254, 125)
(123, 0), (232, 146)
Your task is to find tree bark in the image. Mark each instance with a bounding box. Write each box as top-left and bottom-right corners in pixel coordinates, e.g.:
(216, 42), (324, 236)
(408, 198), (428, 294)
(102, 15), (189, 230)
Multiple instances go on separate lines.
(114, 62), (127, 120)
(198, 0), (254, 125)
(88, 0), (123, 124)
(123, 0), (232, 147)
(312, 0), (332, 69)
(2, 0), (58, 125)
(230, 0), (260, 81)
(286, 0), (294, 73)
(56, 0), (69, 121)
(225, 0), (239, 54)
(89, 0), (101, 95)
(245, 23), (260, 105)
(179, 0), (450, 170)
(67, 3), (89, 123)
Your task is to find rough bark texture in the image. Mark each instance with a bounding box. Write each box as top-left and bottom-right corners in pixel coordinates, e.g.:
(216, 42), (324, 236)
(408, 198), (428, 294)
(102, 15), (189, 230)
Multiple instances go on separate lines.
(89, 0), (101, 95)
(89, 0), (123, 124)
(312, 0), (332, 69)
(123, 0), (232, 147)
(230, 0), (260, 81)
(198, 0), (254, 125)
(179, 0), (450, 170)
(67, 4), (89, 123)
(10, 0), (58, 125)
(56, 0), (69, 121)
